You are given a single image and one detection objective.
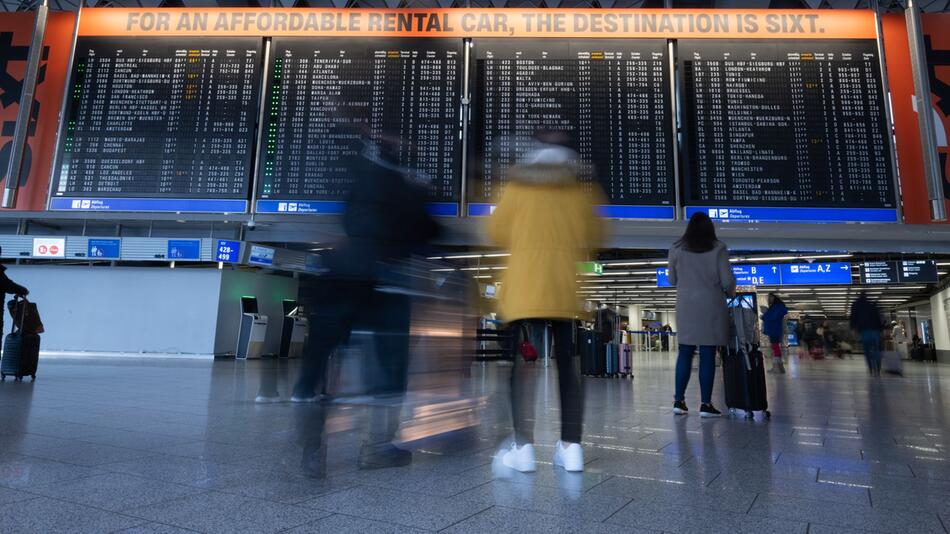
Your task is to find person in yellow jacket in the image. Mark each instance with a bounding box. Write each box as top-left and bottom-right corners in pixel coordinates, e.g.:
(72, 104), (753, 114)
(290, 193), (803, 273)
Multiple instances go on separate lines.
(488, 140), (607, 474)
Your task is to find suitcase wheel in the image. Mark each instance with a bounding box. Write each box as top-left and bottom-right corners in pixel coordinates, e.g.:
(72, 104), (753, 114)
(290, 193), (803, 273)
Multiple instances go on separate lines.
(31, 375), (36, 381)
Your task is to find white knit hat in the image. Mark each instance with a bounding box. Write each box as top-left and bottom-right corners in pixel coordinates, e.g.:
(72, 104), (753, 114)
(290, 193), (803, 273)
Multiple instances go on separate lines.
(518, 143), (578, 166)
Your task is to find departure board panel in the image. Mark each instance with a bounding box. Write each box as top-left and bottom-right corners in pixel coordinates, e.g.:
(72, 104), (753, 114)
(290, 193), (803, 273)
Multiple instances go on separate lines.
(679, 40), (897, 223)
(50, 37), (262, 213)
(256, 38), (462, 215)
(470, 39), (674, 219)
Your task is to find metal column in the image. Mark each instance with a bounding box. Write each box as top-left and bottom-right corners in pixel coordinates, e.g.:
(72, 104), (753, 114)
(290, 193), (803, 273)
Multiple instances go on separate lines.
(905, 0), (946, 221)
(2, 1), (49, 209)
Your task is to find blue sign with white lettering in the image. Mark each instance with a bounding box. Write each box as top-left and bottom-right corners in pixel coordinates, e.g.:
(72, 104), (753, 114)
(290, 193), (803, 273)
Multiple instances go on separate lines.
(247, 245), (274, 267)
(685, 206), (898, 224)
(216, 240), (242, 263)
(87, 239), (120, 259)
(167, 240), (201, 261)
(50, 197), (247, 214)
(779, 262), (852, 286)
(733, 264), (782, 286)
(658, 263), (839, 287)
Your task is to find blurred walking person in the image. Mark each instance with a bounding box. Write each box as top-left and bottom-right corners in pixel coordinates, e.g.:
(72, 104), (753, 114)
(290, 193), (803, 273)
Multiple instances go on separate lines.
(850, 291), (884, 377)
(293, 125), (439, 477)
(668, 212), (736, 417)
(489, 138), (606, 473)
(761, 293), (788, 374)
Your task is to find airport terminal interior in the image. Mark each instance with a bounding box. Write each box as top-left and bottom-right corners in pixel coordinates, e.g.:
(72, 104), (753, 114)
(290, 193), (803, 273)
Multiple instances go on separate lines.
(0, 0), (950, 533)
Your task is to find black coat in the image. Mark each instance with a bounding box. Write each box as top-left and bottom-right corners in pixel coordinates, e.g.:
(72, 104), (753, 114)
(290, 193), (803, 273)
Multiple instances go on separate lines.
(0, 265), (28, 328)
(850, 296), (883, 333)
(321, 152), (439, 282)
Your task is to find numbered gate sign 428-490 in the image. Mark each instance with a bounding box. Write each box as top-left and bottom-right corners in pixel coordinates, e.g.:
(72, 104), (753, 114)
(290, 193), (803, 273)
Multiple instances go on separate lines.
(216, 240), (241, 263)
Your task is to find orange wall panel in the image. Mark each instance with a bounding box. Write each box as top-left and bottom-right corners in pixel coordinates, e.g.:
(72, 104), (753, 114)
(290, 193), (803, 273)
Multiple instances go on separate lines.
(0, 11), (76, 211)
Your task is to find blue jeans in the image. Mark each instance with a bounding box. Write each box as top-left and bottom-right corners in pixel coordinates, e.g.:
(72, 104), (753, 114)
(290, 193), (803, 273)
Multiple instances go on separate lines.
(675, 344), (717, 404)
(860, 330), (882, 374)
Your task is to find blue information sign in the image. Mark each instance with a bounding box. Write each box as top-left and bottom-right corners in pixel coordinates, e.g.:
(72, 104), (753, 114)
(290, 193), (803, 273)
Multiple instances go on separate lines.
(779, 262), (852, 286)
(732, 264), (782, 286)
(657, 262), (846, 287)
(167, 240), (201, 261)
(50, 197), (247, 214)
(87, 238), (120, 259)
(685, 206), (898, 224)
(216, 240), (242, 263)
(247, 245), (274, 267)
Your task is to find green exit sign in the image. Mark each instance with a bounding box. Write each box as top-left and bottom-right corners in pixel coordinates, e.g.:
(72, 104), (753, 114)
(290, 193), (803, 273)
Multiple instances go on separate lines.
(579, 262), (603, 275)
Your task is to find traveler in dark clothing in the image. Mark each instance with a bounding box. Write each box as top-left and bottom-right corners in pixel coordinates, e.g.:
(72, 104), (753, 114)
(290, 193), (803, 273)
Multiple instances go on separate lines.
(760, 293), (788, 374)
(850, 292), (884, 377)
(293, 130), (439, 477)
(0, 253), (29, 337)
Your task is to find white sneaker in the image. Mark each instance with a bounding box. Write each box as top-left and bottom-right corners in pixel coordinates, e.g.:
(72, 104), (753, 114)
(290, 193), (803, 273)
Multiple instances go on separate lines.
(290, 394), (318, 403)
(553, 440), (584, 472)
(254, 395), (281, 404)
(501, 442), (537, 473)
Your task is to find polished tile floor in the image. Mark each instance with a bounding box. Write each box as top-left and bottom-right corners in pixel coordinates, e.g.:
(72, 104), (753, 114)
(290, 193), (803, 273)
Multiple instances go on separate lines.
(0, 353), (948, 533)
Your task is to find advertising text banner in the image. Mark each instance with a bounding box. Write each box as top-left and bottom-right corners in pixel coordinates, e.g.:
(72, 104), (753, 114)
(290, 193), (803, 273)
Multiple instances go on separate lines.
(79, 9), (877, 40)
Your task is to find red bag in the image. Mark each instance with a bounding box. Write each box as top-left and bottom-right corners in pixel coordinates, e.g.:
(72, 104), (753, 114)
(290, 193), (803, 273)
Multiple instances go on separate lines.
(518, 323), (539, 362)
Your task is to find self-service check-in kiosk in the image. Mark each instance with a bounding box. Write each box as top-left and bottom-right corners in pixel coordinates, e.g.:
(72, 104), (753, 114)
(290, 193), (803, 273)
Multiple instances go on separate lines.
(279, 299), (308, 358)
(236, 296), (268, 359)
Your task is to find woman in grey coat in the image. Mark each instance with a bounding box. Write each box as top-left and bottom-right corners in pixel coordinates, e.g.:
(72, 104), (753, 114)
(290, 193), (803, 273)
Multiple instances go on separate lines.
(667, 212), (736, 417)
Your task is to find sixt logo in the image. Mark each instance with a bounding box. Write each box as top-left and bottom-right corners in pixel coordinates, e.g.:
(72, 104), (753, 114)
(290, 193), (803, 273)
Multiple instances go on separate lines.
(0, 30), (50, 191)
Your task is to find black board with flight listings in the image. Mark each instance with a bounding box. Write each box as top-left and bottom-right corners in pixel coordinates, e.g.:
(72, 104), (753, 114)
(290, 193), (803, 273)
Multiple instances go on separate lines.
(255, 37), (463, 217)
(678, 39), (897, 224)
(468, 38), (675, 218)
(50, 37), (262, 213)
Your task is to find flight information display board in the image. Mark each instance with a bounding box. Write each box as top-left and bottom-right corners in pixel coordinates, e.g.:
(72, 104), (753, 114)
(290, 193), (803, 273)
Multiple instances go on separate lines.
(469, 39), (674, 219)
(255, 37), (462, 216)
(50, 37), (262, 213)
(679, 39), (897, 223)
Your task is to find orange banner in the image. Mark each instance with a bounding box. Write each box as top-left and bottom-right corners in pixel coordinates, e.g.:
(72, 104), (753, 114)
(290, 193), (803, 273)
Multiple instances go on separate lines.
(0, 12), (76, 211)
(78, 8), (878, 40)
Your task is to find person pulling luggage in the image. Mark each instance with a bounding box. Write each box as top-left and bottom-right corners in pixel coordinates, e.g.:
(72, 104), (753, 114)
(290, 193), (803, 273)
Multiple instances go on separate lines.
(0, 251), (29, 339)
(760, 293), (788, 374)
(850, 291), (884, 377)
(668, 212), (736, 418)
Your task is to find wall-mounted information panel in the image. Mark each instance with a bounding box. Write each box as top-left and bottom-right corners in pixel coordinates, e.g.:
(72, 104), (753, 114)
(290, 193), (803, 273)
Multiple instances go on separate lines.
(255, 37), (462, 216)
(468, 39), (675, 219)
(679, 39), (897, 223)
(49, 37), (262, 213)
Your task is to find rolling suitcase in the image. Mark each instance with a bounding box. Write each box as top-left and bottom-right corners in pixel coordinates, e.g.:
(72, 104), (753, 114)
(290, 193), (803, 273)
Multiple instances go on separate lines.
(882, 350), (903, 376)
(1, 295), (41, 382)
(723, 294), (770, 419)
(619, 343), (632, 376)
(580, 331), (605, 376)
(605, 343), (619, 376)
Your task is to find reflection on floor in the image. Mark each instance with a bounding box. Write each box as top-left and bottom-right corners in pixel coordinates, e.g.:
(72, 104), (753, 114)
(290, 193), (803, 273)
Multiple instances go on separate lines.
(0, 353), (948, 533)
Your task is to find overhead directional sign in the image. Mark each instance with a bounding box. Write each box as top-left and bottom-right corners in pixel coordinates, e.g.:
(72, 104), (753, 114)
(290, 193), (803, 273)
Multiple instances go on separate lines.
(860, 260), (938, 284)
(778, 262), (852, 286)
(658, 262), (853, 287)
